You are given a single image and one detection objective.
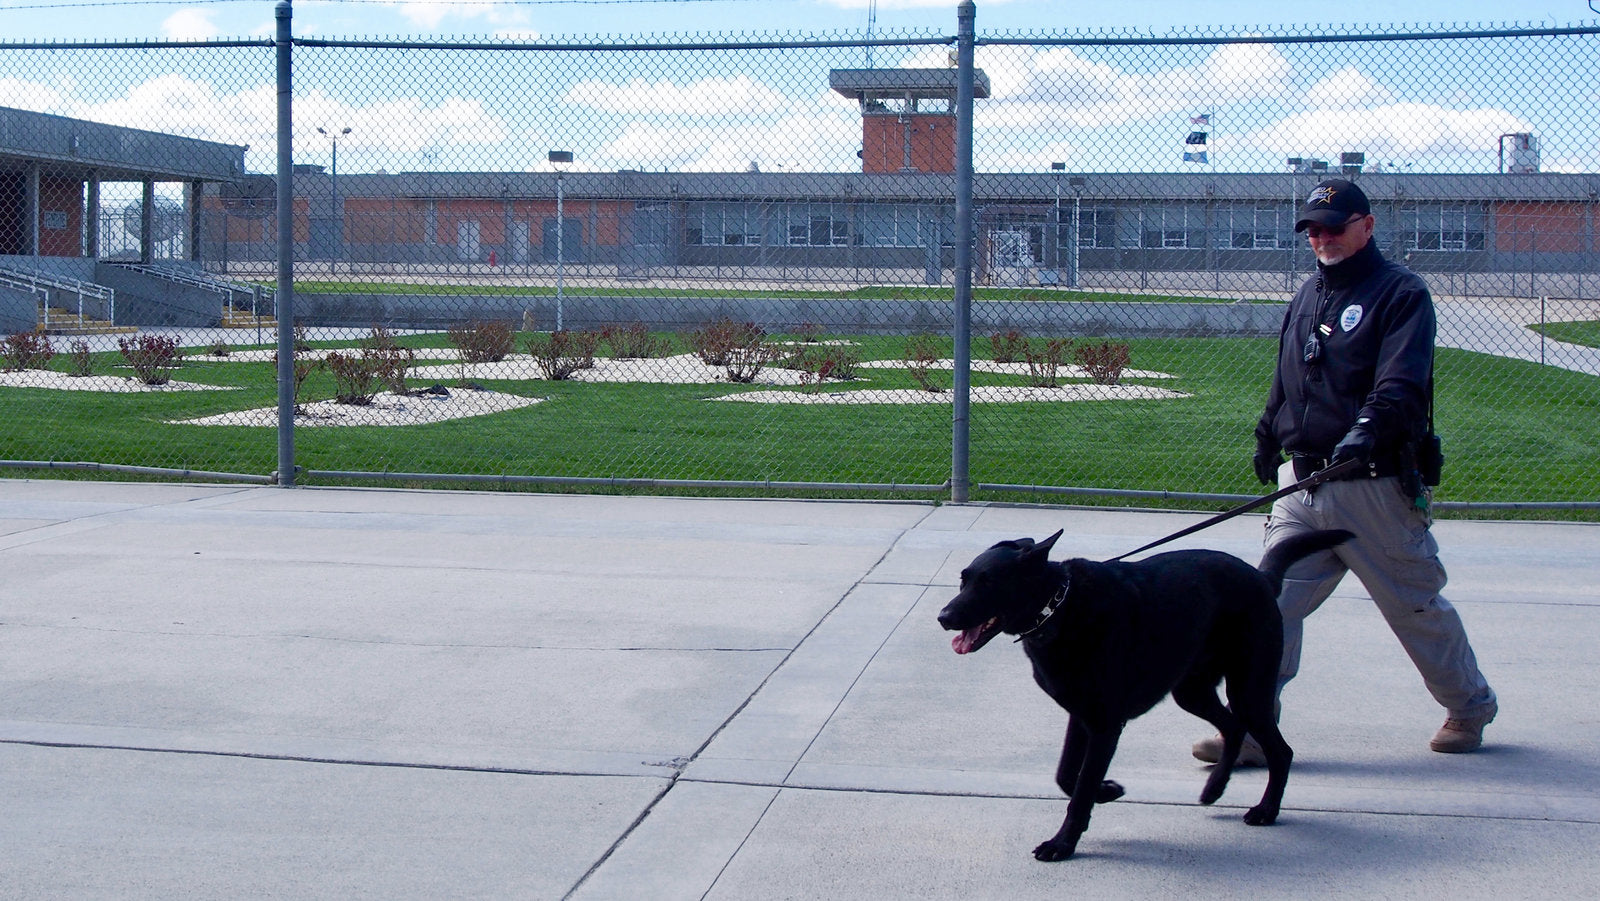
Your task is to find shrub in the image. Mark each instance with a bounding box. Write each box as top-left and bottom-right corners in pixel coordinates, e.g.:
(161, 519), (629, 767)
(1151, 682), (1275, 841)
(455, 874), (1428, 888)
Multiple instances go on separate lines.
(370, 345), (416, 396)
(688, 318), (762, 367)
(205, 339), (231, 357)
(291, 357), (322, 411)
(67, 340), (93, 377)
(601, 321), (671, 359)
(1074, 340), (1131, 386)
(790, 344), (861, 391)
(118, 335), (180, 386)
(903, 332), (945, 392)
(361, 323), (401, 352)
(708, 322), (781, 383)
(1025, 337), (1073, 388)
(271, 348), (323, 412)
(528, 329), (599, 380)
(989, 329), (1028, 364)
(355, 324), (414, 395)
(795, 321), (824, 344)
(448, 320), (516, 364)
(1, 332), (55, 371)
(326, 350), (380, 405)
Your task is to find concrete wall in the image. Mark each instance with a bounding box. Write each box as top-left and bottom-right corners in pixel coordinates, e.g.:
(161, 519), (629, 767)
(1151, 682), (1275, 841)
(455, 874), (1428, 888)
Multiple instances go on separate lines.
(93, 264), (220, 327)
(0, 284), (37, 334)
(292, 292), (1285, 338)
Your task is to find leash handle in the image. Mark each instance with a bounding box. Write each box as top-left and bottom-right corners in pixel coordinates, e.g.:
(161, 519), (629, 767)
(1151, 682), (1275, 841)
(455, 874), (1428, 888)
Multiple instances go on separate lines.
(1105, 458), (1362, 563)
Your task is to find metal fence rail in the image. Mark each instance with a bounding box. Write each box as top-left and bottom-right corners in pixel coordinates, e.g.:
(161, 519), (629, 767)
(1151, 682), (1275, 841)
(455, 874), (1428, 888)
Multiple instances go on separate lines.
(1, 2), (1596, 512)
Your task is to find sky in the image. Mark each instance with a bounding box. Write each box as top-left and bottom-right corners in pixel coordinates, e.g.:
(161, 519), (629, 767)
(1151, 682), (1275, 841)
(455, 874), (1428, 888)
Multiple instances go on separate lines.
(0, 1), (1591, 42)
(2, 1), (1597, 181)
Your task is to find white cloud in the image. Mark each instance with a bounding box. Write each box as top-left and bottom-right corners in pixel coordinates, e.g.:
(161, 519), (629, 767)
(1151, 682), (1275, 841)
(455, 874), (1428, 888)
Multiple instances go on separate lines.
(1246, 103), (1534, 160)
(1, 73), (509, 174)
(564, 75), (790, 116)
(1306, 66), (1396, 108)
(963, 43), (1294, 130)
(161, 9), (219, 41)
(0, 78), (68, 111)
(596, 104), (859, 171)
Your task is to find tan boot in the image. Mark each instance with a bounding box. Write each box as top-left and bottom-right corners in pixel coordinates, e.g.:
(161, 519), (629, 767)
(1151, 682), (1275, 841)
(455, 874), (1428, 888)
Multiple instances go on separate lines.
(1430, 703), (1497, 753)
(1190, 733), (1267, 767)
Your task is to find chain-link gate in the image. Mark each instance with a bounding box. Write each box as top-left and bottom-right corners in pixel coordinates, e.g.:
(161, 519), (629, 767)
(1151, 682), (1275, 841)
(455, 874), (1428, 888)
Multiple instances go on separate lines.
(2, 4), (1596, 512)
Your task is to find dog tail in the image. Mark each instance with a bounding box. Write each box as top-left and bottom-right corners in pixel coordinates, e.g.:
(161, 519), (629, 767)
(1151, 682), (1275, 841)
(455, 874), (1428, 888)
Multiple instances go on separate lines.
(1258, 529), (1353, 596)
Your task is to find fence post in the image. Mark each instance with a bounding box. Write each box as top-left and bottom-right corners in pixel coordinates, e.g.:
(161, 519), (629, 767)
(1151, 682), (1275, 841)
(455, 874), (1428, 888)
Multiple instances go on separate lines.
(275, 0), (297, 486)
(950, 0), (977, 503)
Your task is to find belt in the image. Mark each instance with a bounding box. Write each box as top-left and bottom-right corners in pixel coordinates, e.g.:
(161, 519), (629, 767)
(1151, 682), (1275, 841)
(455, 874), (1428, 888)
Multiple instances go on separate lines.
(1292, 453), (1401, 482)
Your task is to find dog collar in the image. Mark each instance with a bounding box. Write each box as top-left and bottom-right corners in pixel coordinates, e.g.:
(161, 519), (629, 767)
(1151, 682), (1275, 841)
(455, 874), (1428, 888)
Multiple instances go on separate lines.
(1014, 578), (1070, 642)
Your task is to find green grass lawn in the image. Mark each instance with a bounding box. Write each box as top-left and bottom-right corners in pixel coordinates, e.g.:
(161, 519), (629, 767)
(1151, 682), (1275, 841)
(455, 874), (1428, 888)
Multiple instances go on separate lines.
(2, 331), (1595, 514)
(1531, 319), (1600, 348)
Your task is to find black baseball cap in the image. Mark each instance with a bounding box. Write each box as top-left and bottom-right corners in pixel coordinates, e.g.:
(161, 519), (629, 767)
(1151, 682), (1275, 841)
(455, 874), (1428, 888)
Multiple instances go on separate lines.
(1295, 178), (1371, 232)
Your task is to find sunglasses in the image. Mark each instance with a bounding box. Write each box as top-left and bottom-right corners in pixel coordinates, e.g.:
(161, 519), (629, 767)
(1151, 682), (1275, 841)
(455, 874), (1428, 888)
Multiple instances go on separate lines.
(1305, 215), (1366, 239)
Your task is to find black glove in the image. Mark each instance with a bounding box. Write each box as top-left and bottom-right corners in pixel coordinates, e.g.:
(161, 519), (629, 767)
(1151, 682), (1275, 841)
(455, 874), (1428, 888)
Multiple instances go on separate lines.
(1252, 442), (1282, 485)
(1330, 421), (1377, 468)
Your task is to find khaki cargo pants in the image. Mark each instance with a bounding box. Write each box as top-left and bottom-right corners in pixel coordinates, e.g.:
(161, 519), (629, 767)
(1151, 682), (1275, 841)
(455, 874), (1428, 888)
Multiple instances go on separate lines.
(1266, 461), (1497, 719)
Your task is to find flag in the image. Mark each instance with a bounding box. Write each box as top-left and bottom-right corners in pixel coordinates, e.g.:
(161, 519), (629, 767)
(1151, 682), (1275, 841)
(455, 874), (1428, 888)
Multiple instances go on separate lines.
(1183, 151), (1209, 164)
(1186, 131), (1208, 145)
(1190, 113), (1211, 125)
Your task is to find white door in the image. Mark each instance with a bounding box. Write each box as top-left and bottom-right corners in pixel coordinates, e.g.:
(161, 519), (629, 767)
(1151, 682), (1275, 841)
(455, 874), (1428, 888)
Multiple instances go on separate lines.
(456, 220), (481, 261)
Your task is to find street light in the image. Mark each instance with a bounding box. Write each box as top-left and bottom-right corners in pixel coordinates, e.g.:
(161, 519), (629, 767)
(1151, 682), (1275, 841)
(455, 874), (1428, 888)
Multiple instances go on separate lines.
(1068, 176), (1086, 288)
(317, 126), (352, 274)
(1050, 162), (1065, 282)
(548, 149), (573, 331)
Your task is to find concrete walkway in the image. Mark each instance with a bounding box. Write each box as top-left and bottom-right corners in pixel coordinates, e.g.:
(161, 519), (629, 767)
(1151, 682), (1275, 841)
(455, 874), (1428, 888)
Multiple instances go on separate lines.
(1435, 294), (1600, 375)
(2, 479), (1596, 899)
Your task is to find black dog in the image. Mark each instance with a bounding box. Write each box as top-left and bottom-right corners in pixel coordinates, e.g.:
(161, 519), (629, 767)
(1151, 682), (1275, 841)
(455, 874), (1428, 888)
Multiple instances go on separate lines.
(938, 527), (1351, 861)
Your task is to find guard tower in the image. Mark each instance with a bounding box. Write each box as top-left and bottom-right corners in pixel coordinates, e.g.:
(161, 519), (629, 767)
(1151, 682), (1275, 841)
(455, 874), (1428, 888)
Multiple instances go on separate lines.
(829, 68), (990, 174)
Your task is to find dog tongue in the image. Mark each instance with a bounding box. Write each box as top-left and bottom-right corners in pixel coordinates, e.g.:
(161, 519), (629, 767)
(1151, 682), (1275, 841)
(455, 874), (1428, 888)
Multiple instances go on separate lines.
(951, 623), (988, 655)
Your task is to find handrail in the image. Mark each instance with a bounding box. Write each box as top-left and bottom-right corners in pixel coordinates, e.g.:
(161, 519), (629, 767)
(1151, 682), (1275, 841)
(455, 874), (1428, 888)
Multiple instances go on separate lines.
(0, 264), (116, 326)
(0, 264), (115, 301)
(110, 262), (276, 318)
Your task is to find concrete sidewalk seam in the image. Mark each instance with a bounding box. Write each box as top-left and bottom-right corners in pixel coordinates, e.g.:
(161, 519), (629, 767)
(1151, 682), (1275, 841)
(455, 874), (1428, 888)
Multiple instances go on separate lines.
(561, 504), (939, 899)
(0, 737), (679, 780)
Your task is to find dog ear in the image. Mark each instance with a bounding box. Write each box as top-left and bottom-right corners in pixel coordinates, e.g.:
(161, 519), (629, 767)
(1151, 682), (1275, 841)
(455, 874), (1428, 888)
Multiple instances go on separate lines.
(1024, 529), (1063, 561)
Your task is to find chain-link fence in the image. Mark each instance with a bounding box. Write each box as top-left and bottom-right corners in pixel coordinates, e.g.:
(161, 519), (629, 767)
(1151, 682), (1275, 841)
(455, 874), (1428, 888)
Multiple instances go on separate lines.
(2, 5), (1597, 511)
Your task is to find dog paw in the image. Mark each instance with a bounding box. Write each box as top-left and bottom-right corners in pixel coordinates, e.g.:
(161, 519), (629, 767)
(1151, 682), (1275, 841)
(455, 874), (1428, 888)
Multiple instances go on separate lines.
(1243, 805), (1280, 826)
(1199, 772), (1228, 806)
(1032, 838), (1077, 862)
(1096, 780), (1125, 803)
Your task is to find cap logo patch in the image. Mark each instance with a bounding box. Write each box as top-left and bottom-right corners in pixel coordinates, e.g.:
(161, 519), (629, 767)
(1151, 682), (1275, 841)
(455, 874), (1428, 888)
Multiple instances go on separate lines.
(1340, 304), (1364, 332)
(1307, 186), (1337, 206)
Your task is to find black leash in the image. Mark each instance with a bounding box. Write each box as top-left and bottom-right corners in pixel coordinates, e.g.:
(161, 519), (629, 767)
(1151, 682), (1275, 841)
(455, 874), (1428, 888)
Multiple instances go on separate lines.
(1105, 458), (1362, 562)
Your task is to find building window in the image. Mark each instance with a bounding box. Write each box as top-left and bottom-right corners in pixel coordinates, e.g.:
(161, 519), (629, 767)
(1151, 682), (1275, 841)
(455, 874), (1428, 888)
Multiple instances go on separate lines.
(1137, 203), (1206, 249)
(1398, 203), (1485, 252)
(685, 202), (762, 246)
(859, 203), (941, 247)
(1222, 204), (1288, 249)
(1076, 208), (1115, 249)
(774, 203), (853, 246)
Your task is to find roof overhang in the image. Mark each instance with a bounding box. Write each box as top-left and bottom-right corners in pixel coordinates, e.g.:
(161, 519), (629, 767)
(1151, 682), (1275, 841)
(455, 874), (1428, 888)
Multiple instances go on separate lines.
(0, 105), (246, 183)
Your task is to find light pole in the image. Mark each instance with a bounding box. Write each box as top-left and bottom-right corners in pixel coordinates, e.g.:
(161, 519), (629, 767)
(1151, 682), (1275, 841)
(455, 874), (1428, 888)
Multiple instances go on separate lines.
(1069, 176), (1086, 288)
(548, 149), (573, 331)
(1050, 162), (1064, 281)
(317, 126), (351, 274)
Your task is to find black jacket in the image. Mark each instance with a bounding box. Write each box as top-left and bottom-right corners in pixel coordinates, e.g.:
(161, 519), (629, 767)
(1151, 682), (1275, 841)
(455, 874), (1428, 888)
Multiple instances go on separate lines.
(1257, 239), (1434, 461)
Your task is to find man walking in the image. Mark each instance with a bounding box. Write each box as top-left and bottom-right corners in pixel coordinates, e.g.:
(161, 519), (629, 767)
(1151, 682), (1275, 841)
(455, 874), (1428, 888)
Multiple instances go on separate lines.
(1194, 178), (1498, 766)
